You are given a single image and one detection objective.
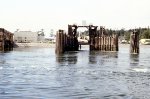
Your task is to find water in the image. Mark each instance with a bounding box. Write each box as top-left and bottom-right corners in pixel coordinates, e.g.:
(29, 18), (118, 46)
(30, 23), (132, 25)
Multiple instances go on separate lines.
(0, 45), (150, 99)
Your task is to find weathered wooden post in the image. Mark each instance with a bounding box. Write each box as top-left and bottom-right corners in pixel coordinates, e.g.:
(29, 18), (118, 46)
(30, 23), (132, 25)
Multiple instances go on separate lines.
(92, 26), (97, 51)
(74, 36), (79, 51)
(89, 26), (95, 51)
(99, 37), (101, 51)
(106, 36), (109, 51)
(112, 34), (119, 51)
(115, 34), (119, 51)
(67, 25), (79, 51)
(110, 36), (113, 51)
(65, 35), (69, 51)
(94, 37), (98, 50)
(108, 36), (111, 51)
(130, 30), (139, 53)
(0, 29), (3, 51)
(55, 30), (64, 54)
(55, 30), (59, 54)
(102, 36), (104, 51)
(68, 25), (73, 36)
(1, 29), (5, 52)
(8, 31), (14, 51)
(103, 35), (106, 51)
(96, 30), (100, 50)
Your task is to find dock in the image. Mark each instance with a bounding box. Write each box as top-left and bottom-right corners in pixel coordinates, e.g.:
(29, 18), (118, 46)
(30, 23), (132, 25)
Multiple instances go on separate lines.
(55, 25), (119, 54)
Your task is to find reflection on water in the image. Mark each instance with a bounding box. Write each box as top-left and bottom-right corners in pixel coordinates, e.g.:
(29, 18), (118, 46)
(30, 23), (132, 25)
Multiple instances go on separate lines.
(56, 52), (78, 64)
(89, 51), (118, 64)
(130, 54), (139, 67)
(88, 51), (97, 64)
(0, 45), (150, 98)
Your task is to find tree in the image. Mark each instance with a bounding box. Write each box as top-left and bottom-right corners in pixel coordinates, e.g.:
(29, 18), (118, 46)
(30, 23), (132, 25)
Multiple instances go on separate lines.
(124, 32), (130, 41)
(141, 29), (150, 39)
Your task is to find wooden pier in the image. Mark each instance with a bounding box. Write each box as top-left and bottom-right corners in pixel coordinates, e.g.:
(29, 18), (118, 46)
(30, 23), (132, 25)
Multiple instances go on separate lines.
(0, 28), (13, 51)
(89, 26), (118, 51)
(55, 25), (119, 54)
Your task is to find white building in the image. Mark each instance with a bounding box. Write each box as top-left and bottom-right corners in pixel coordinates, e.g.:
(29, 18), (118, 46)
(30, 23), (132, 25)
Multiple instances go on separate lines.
(14, 30), (45, 43)
(37, 30), (45, 42)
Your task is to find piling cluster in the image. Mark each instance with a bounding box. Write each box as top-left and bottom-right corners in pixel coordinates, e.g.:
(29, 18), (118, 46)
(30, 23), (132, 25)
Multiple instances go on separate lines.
(92, 34), (119, 51)
(55, 25), (119, 54)
(0, 28), (13, 51)
(55, 24), (141, 54)
(55, 30), (79, 54)
(89, 26), (118, 51)
(130, 30), (139, 53)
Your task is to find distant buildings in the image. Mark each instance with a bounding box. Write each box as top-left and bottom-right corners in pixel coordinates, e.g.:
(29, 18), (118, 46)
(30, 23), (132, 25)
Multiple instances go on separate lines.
(37, 30), (45, 42)
(45, 30), (56, 43)
(14, 30), (45, 43)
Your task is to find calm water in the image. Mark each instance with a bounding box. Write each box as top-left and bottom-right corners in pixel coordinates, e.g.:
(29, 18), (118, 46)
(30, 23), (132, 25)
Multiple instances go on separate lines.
(0, 45), (150, 99)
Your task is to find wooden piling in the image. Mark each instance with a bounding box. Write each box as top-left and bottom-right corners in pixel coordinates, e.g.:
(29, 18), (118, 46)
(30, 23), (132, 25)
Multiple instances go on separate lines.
(55, 31), (59, 54)
(55, 30), (64, 54)
(130, 31), (139, 53)
(108, 36), (111, 51)
(110, 37), (113, 51)
(94, 37), (98, 50)
(90, 37), (94, 50)
(74, 37), (79, 51)
(106, 36), (109, 51)
(102, 36), (105, 51)
(115, 34), (119, 51)
(99, 37), (101, 50)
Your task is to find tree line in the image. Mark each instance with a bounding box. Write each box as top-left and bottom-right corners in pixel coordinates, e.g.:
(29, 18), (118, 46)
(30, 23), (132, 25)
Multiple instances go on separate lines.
(79, 27), (150, 41)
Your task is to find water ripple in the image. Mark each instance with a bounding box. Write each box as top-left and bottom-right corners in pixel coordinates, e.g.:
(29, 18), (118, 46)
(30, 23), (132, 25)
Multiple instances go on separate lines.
(0, 46), (150, 98)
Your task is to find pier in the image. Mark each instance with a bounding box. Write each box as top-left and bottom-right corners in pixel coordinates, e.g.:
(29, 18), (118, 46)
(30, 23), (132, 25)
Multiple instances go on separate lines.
(0, 28), (13, 51)
(55, 25), (119, 54)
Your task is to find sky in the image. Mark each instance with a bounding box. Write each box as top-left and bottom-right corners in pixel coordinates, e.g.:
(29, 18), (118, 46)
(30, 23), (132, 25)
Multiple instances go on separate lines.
(0, 0), (150, 35)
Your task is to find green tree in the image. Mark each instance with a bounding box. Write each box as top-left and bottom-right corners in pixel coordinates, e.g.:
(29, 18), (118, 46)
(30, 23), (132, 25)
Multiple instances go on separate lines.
(124, 32), (130, 41)
(141, 29), (150, 39)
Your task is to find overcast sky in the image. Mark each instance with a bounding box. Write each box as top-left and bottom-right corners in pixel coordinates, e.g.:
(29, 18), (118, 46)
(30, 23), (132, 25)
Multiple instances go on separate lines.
(0, 0), (150, 34)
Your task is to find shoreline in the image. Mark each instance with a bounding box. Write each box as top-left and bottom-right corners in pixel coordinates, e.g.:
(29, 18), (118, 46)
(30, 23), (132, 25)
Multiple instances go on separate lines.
(14, 43), (55, 48)
(14, 43), (150, 49)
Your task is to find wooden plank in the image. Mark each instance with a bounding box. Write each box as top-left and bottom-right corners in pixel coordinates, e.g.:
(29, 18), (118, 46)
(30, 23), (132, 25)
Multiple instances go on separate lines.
(99, 37), (101, 51)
